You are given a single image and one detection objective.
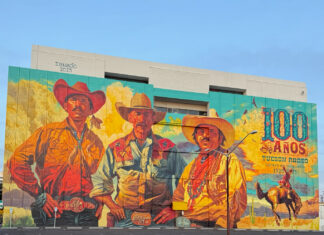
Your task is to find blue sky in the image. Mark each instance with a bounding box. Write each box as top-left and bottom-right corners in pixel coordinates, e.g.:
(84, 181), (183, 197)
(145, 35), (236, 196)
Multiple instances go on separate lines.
(1, 0), (324, 191)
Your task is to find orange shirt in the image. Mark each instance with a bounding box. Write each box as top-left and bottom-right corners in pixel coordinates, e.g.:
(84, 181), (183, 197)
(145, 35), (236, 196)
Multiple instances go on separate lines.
(8, 119), (104, 198)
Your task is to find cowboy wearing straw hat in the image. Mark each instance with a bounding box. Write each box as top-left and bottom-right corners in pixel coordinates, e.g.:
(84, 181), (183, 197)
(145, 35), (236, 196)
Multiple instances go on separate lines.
(90, 93), (186, 227)
(8, 79), (106, 226)
(172, 115), (247, 228)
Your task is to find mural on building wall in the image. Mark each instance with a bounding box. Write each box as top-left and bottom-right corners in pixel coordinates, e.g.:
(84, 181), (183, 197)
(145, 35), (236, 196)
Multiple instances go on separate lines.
(2, 67), (319, 230)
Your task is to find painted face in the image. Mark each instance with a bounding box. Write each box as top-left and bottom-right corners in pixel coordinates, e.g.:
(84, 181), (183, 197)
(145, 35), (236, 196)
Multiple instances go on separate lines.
(128, 109), (154, 142)
(194, 124), (223, 152)
(63, 94), (92, 121)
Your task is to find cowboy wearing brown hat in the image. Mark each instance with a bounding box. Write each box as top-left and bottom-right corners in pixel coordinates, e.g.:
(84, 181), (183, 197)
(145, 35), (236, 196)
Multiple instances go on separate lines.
(172, 115), (247, 228)
(90, 93), (186, 227)
(8, 79), (106, 226)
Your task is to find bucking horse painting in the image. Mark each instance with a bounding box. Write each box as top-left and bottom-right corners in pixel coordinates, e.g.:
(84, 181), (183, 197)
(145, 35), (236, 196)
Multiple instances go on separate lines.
(255, 182), (302, 226)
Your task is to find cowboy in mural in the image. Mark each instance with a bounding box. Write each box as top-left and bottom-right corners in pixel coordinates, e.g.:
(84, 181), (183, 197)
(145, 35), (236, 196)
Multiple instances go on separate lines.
(8, 79), (106, 226)
(90, 93), (186, 227)
(278, 166), (293, 198)
(172, 115), (247, 228)
(255, 165), (301, 225)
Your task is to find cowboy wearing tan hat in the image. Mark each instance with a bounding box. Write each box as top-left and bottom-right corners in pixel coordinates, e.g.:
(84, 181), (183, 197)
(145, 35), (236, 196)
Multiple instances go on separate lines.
(90, 93), (186, 227)
(172, 115), (247, 228)
(8, 79), (106, 226)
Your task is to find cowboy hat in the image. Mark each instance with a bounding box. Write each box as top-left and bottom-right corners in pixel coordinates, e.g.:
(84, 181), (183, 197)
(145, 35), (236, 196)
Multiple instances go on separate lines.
(116, 93), (166, 124)
(53, 79), (106, 113)
(182, 115), (235, 149)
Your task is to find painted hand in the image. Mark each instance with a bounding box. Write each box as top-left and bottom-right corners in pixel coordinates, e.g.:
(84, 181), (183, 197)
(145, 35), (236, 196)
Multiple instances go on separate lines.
(153, 207), (179, 224)
(42, 194), (62, 218)
(95, 203), (103, 219)
(108, 203), (125, 221)
(93, 195), (126, 221)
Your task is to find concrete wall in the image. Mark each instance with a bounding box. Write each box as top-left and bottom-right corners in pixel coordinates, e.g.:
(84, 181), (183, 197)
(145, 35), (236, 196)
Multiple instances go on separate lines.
(31, 45), (307, 102)
(320, 204), (324, 231)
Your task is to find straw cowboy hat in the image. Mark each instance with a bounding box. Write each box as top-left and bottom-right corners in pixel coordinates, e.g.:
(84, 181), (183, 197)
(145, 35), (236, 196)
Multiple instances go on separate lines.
(182, 115), (235, 149)
(53, 79), (106, 113)
(116, 93), (166, 124)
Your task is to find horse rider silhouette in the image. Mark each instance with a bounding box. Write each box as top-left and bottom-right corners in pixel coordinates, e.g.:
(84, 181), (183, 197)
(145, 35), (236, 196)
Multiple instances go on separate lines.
(278, 166), (293, 199)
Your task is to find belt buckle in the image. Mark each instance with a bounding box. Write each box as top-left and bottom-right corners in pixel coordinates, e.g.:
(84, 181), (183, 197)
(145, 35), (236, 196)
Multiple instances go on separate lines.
(69, 197), (85, 213)
(131, 211), (151, 226)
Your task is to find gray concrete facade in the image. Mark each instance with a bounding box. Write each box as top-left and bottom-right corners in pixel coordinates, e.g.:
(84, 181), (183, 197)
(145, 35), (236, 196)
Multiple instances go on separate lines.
(31, 45), (307, 102)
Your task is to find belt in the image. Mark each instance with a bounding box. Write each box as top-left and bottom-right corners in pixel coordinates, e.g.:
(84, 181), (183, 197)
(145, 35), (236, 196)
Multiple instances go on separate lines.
(131, 211), (151, 226)
(59, 197), (96, 213)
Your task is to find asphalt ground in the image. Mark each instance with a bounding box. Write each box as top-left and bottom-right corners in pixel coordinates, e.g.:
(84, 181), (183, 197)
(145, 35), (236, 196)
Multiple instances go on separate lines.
(0, 227), (323, 235)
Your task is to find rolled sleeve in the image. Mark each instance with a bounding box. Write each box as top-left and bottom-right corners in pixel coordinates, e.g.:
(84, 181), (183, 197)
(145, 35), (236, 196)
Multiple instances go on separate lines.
(90, 148), (115, 197)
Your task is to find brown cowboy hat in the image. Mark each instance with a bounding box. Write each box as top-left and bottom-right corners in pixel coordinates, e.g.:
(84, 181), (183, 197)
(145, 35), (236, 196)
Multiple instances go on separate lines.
(182, 115), (235, 149)
(53, 79), (106, 113)
(116, 93), (166, 124)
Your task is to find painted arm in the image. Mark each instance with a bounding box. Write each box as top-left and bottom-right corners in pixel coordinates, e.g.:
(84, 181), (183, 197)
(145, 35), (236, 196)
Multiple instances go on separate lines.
(283, 165), (287, 174)
(93, 195), (125, 221)
(8, 127), (63, 218)
(7, 127), (44, 198)
(90, 148), (126, 221)
(90, 148), (115, 198)
(154, 175), (185, 224)
(154, 155), (187, 224)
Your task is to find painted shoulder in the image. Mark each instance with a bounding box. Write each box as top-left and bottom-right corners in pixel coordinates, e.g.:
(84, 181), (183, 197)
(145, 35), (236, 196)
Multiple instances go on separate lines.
(41, 121), (66, 130)
(108, 135), (133, 162)
(109, 136), (127, 150)
(154, 134), (176, 151)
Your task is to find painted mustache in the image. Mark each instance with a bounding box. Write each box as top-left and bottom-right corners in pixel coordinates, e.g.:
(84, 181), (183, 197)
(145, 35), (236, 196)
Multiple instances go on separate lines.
(136, 123), (146, 127)
(72, 107), (84, 112)
(200, 137), (210, 142)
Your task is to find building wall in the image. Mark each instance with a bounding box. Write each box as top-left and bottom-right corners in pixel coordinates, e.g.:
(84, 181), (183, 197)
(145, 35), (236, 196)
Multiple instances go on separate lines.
(320, 204), (324, 230)
(2, 67), (318, 229)
(31, 45), (307, 102)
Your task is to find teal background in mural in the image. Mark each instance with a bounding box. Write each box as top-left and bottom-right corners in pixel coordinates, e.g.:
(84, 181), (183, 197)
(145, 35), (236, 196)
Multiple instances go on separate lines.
(2, 67), (319, 230)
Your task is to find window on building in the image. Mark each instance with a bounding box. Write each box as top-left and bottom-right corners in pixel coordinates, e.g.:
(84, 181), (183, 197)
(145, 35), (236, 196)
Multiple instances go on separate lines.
(105, 72), (148, 84)
(154, 97), (208, 116)
(209, 85), (245, 95)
